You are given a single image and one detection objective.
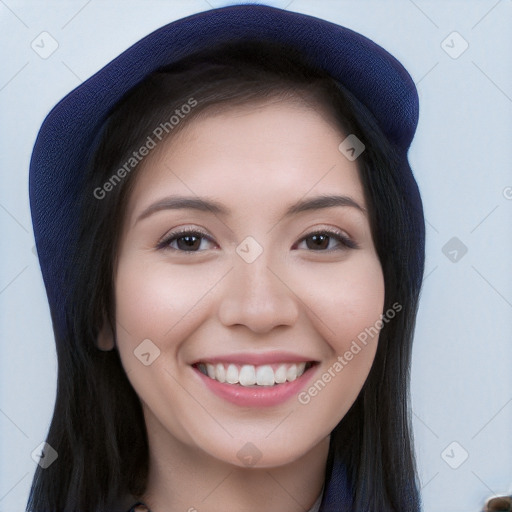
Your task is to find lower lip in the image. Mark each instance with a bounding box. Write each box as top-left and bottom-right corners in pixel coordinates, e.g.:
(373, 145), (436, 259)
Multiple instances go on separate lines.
(192, 365), (318, 407)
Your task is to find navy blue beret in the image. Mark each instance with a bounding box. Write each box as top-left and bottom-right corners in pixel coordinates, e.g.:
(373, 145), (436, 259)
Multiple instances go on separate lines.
(29, 3), (419, 335)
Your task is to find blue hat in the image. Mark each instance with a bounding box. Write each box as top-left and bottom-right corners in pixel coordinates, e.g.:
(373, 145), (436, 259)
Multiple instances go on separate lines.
(29, 3), (419, 337)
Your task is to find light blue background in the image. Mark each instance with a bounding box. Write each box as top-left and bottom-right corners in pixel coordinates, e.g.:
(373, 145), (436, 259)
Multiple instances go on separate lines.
(1, 1), (511, 511)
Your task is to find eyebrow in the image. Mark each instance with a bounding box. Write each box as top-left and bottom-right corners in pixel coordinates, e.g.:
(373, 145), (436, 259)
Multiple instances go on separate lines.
(135, 194), (366, 225)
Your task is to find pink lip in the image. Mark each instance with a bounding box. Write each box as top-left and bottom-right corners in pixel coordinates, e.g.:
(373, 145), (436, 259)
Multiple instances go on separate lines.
(191, 351), (317, 366)
(192, 362), (318, 408)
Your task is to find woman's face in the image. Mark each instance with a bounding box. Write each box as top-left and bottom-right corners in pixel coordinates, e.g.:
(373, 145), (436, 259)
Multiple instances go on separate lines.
(106, 99), (385, 468)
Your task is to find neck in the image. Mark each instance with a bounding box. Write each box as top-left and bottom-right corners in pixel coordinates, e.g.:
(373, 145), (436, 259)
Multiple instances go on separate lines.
(137, 413), (329, 512)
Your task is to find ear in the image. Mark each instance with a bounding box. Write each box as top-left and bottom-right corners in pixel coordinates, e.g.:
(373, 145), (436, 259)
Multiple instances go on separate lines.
(96, 316), (115, 351)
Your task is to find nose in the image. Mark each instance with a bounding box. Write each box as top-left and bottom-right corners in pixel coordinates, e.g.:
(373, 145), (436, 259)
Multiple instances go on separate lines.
(217, 252), (300, 334)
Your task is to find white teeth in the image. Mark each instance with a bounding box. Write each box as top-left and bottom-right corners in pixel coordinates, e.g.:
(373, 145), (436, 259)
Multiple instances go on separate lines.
(256, 365), (274, 386)
(286, 364), (298, 382)
(206, 363), (215, 379)
(197, 361), (311, 386)
(274, 365), (287, 384)
(239, 365), (256, 386)
(226, 364), (238, 384)
(215, 363), (226, 383)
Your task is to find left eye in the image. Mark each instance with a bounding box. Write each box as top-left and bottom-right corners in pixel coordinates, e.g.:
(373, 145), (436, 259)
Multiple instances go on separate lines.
(295, 231), (357, 251)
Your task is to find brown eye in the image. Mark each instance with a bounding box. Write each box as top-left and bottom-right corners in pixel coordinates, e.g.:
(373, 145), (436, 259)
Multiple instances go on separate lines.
(175, 234), (202, 251)
(305, 234), (331, 250)
(157, 229), (216, 252)
(296, 230), (358, 251)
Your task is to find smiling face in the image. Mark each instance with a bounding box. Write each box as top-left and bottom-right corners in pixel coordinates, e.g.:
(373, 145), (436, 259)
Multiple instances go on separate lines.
(102, 98), (385, 469)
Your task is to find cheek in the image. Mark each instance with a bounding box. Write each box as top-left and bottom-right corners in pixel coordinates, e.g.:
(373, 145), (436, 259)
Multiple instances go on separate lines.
(295, 253), (385, 355)
(114, 255), (216, 341)
(292, 254), (384, 426)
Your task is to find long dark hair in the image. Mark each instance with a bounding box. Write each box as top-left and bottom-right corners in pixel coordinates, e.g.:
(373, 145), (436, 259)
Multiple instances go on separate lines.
(26, 39), (425, 512)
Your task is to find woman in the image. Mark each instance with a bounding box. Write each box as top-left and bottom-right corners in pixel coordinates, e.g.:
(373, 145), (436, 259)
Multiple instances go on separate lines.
(27, 4), (425, 511)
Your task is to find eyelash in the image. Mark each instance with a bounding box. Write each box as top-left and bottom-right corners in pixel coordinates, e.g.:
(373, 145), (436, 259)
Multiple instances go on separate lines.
(156, 227), (359, 253)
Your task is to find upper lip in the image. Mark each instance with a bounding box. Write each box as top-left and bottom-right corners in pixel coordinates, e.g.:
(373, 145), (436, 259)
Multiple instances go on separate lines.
(191, 351), (318, 366)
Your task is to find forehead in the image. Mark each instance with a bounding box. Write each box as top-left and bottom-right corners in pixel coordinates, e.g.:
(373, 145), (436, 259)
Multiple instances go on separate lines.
(123, 100), (365, 228)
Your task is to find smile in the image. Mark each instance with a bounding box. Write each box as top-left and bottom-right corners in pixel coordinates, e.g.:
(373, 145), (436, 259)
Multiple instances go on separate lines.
(194, 361), (314, 387)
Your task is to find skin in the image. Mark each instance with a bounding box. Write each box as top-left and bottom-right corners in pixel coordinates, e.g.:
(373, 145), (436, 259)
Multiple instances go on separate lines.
(98, 99), (385, 512)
